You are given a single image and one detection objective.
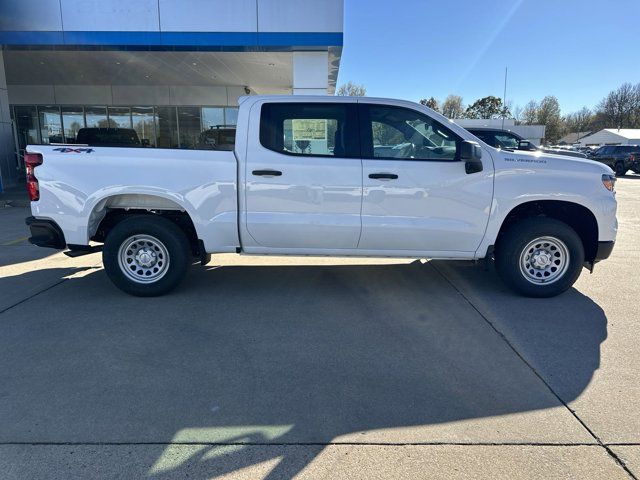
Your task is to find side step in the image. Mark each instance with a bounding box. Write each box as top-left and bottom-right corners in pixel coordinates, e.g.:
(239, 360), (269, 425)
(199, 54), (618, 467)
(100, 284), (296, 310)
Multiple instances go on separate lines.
(64, 244), (103, 257)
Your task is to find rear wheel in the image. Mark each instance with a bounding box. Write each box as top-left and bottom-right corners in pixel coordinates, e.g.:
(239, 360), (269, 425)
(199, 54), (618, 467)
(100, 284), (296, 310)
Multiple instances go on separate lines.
(103, 215), (190, 296)
(615, 161), (627, 177)
(495, 218), (584, 298)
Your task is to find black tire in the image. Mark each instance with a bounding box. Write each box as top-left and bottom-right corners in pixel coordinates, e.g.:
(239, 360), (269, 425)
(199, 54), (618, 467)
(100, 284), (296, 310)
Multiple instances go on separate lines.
(495, 218), (584, 298)
(103, 215), (191, 296)
(614, 161), (627, 177)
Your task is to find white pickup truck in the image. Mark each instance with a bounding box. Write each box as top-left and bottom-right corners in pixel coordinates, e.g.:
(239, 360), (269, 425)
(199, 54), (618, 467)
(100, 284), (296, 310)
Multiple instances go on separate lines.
(24, 96), (617, 297)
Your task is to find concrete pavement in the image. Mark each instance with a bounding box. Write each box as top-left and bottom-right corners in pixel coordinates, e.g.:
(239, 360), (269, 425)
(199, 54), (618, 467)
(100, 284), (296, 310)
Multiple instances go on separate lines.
(0, 176), (638, 479)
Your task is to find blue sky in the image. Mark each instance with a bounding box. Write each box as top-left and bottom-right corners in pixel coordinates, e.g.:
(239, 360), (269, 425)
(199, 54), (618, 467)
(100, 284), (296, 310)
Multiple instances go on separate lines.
(337, 0), (640, 114)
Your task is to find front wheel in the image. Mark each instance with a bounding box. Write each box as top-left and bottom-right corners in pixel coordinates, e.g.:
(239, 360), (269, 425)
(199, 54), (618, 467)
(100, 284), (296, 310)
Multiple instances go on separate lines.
(103, 215), (191, 296)
(495, 218), (584, 298)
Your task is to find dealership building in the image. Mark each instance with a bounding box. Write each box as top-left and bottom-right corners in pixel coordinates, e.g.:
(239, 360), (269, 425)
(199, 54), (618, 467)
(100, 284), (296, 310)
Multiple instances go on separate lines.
(0, 0), (344, 191)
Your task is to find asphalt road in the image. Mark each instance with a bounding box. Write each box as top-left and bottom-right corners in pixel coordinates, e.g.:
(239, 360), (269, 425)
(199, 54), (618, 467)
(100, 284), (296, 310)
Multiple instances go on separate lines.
(0, 176), (638, 479)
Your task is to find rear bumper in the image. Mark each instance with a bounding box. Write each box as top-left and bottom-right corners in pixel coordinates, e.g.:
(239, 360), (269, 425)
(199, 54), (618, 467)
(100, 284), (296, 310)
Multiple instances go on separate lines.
(594, 241), (615, 262)
(25, 216), (66, 249)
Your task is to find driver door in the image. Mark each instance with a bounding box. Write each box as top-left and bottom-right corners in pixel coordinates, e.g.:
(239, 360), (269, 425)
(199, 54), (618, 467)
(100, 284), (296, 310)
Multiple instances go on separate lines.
(358, 101), (493, 254)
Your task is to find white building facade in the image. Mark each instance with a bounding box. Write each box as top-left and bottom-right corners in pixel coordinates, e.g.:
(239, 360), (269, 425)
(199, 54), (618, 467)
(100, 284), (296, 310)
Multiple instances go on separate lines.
(577, 129), (640, 147)
(0, 0), (344, 190)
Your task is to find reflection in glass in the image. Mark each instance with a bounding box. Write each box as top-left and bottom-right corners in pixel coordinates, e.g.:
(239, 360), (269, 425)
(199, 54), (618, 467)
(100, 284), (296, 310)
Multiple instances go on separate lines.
(85, 106), (109, 128)
(132, 107), (156, 147)
(38, 106), (63, 144)
(202, 107), (225, 130)
(177, 107), (201, 149)
(61, 106), (85, 143)
(224, 107), (239, 126)
(108, 107), (132, 129)
(13, 106), (39, 149)
(156, 107), (178, 148)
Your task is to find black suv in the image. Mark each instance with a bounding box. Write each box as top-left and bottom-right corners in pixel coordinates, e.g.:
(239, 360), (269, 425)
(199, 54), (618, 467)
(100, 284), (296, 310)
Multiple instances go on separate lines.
(467, 128), (587, 159)
(589, 145), (640, 176)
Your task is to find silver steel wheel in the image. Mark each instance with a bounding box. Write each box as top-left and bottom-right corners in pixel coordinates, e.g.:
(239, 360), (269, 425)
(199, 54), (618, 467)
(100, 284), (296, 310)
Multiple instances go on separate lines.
(117, 234), (170, 284)
(519, 236), (570, 285)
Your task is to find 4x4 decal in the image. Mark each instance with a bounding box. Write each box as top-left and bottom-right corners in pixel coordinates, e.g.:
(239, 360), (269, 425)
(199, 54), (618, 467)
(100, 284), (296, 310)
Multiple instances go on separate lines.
(53, 147), (94, 153)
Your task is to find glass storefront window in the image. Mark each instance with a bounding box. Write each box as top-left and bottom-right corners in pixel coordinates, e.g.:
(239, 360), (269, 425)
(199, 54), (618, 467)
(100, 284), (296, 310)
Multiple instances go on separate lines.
(13, 104), (236, 149)
(108, 107), (132, 129)
(224, 107), (239, 126)
(38, 106), (63, 144)
(13, 106), (39, 149)
(177, 107), (201, 149)
(61, 106), (85, 143)
(156, 107), (178, 149)
(132, 107), (156, 147)
(202, 107), (225, 130)
(85, 106), (108, 128)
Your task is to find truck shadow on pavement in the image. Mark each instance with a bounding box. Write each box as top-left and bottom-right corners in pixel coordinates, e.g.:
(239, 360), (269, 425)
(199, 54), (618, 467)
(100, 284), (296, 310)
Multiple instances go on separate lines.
(0, 260), (607, 479)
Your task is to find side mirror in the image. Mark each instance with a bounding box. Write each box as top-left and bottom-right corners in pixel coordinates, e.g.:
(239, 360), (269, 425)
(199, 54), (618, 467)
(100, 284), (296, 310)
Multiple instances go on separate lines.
(141, 139), (150, 147)
(460, 140), (483, 174)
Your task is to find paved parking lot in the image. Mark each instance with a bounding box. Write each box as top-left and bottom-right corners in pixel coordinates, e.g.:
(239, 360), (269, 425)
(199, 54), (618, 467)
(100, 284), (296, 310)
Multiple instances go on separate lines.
(0, 176), (639, 479)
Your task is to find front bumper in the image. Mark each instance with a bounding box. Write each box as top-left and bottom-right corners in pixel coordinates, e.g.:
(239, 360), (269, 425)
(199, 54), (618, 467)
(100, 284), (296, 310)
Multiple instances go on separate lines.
(594, 241), (615, 262)
(25, 216), (66, 249)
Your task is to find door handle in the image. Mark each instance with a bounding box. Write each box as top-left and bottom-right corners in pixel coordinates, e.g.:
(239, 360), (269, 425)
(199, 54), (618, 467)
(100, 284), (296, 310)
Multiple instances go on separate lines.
(252, 169), (282, 177)
(369, 173), (398, 180)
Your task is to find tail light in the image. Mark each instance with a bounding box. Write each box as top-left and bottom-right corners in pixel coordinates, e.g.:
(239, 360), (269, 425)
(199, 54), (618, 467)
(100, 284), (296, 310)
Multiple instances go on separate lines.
(631, 154), (636, 162)
(24, 152), (43, 201)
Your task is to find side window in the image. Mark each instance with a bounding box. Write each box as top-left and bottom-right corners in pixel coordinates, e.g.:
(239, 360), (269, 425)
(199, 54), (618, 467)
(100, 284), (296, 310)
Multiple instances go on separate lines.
(361, 104), (460, 161)
(470, 131), (494, 147)
(260, 102), (359, 157)
(493, 133), (520, 149)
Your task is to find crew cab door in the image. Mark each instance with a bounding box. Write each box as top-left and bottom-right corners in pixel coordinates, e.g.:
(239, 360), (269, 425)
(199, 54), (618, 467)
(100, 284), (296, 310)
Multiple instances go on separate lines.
(242, 100), (362, 250)
(357, 101), (493, 254)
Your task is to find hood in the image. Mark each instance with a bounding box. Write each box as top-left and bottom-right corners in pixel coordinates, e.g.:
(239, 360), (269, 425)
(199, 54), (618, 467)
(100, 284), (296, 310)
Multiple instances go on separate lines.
(495, 148), (614, 175)
(540, 147), (587, 159)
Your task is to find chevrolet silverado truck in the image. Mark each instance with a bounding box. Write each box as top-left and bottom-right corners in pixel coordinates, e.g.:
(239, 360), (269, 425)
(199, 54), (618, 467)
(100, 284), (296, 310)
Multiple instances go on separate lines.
(24, 96), (618, 297)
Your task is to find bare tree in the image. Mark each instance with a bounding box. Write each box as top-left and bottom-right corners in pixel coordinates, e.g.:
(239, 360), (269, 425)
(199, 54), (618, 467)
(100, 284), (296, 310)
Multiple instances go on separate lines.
(564, 107), (593, 134)
(336, 81), (366, 97)
(521, 100), (539, 125)
(595, 83), (640, 129)
(512, 105), (523, 123)
(420, 97), (440, 112)
(441, 95), (465, 119)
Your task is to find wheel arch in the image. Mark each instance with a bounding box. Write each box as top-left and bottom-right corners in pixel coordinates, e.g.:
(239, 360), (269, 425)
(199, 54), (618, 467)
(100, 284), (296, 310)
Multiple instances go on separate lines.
(495, 200), (599, 262)
(88, 193), (200, 255)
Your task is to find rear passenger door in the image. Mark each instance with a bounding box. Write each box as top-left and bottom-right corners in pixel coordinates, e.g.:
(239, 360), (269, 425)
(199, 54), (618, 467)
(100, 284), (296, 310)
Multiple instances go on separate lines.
(243, 100), (363, 250)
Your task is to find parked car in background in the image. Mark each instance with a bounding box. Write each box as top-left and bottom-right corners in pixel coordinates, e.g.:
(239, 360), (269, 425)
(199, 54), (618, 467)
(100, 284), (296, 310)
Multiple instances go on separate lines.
(197, 125), (236, 151)
(24, 95), (617, 298)
(589, 145), (640, 176)
(76, 128), (143, 147)
(467, 128), (588, 158)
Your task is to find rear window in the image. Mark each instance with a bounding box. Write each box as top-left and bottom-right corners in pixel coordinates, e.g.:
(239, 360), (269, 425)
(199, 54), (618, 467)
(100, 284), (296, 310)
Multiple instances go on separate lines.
(260, 102), (359, 158)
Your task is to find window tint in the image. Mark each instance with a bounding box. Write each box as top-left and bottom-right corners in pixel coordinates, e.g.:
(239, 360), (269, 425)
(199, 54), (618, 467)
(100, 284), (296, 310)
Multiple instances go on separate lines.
(361, 105), (459, 161)
(493, 132), (520, 149)
(471, 131), (498, 148)
(260, 103), (359, 157)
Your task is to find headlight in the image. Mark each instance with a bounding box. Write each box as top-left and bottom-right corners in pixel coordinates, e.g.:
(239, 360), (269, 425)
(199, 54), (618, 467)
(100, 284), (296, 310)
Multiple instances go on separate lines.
(602, 174), (616, 192)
